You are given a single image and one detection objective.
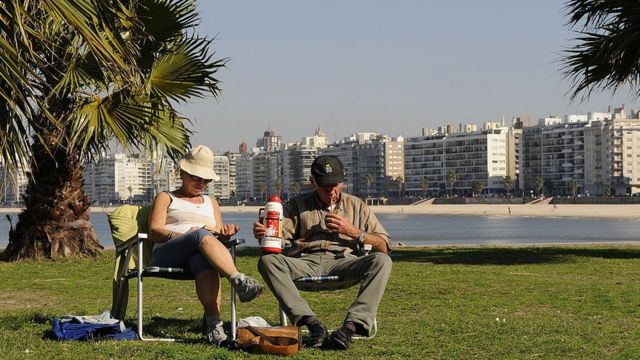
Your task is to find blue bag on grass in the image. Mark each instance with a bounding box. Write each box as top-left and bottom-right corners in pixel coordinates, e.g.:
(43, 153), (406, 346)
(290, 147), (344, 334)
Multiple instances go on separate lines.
(52, 310), (137, 341)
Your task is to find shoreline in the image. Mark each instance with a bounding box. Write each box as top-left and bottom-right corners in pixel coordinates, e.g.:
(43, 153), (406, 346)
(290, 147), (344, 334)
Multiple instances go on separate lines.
(2, 203), (640, 219)
(3, 241), (640, 252)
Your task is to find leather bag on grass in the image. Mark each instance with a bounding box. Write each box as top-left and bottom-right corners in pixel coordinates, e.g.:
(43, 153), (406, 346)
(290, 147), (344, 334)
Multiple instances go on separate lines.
(237, 326), (301, 356)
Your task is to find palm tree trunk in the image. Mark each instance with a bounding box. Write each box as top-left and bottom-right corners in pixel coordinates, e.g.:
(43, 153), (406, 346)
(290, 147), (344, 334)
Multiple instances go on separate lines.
(4, 136), (102, 260)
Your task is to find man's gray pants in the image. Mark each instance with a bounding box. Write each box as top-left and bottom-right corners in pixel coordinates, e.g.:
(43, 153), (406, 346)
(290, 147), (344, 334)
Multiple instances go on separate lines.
(257, 251), (392, 335)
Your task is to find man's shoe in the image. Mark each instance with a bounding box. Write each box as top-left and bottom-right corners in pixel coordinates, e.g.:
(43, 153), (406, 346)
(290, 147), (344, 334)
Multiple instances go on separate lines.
(304, 321), (328, 348)
(235, 275), (264, 302)
(203, 318), (227, 346)
(329, 325), (354, 350)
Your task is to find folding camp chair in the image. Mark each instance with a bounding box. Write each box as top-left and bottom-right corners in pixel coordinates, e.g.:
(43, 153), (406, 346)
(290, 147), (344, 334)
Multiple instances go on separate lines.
(278, 244), (378, 339)
(108, 204), (244, 341)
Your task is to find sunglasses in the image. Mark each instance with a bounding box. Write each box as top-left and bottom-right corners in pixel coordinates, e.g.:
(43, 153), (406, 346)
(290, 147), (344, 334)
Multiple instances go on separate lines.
(189, 174), (213, 184)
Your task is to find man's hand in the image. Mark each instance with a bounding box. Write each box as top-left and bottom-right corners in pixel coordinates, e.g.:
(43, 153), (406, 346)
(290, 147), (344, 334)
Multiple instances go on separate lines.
(253, 221), (266, 241)
(324, 213), (360, 239)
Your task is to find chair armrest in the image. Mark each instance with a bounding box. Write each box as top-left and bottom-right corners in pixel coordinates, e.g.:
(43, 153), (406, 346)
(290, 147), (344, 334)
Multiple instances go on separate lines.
(115, 234), (144, 255)
(223, 238), (245, 248)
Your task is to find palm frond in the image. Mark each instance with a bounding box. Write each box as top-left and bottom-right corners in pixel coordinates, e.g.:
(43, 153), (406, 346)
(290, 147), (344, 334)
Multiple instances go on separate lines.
(72, 94), (153, 152)
(142, 106), (192, 160)
(40, 0), (137, 78)
(138, 0), (199, 44)
(562, 0), (640, 100)
(148, 36), (227, 102)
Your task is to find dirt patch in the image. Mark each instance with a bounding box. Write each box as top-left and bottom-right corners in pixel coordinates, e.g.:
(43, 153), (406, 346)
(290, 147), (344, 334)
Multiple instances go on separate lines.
(0, 290), (60, 311)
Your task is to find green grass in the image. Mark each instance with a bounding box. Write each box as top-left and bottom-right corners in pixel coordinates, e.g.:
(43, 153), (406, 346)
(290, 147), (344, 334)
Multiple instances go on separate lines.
(1, 246), (639, 359)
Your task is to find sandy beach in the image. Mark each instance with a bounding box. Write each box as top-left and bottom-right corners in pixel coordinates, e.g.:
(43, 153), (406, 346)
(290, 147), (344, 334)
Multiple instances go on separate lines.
(2, 203), (640, 219)
(218, 204), (640, 219)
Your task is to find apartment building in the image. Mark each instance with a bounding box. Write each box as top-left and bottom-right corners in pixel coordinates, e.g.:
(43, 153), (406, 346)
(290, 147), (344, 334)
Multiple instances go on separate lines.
(404, 125), (513, 197)
(385, 138), (405, 195)
(224, 151), (239, 198)
(521, 118), (587, 195)
(319, 142), (357, 194)
(257, 130), (283, 152)
(282, 144), (319, 197)
(520, 107), (640, 196)
(209, 155), (230, 199)
(84, 153), (154, 203)
(235, 151), (255, 201)
(404, 133), (446, 196)
(0, 160), (28, 203)
(585, 109), (640, 195)
(318, 133), (403, 198)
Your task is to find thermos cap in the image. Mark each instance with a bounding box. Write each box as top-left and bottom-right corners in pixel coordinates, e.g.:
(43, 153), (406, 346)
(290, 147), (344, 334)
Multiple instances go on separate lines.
(268, 195), (282, 202)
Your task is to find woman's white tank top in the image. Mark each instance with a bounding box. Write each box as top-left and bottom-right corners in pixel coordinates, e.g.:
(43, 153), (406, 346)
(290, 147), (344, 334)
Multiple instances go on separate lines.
(154, 192), (216, 250)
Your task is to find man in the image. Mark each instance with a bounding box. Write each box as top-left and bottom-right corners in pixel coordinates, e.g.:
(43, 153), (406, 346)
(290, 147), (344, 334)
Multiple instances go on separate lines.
(253, 155), (392, 350)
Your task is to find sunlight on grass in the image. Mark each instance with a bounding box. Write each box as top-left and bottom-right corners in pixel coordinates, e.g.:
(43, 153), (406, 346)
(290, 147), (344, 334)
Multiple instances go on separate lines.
(0, 246), (639, 359)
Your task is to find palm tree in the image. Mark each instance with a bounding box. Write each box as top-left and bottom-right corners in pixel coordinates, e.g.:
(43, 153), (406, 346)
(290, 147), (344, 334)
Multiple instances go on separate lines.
(395, 176), (404, 199)
(568, 178), (578, 198)
(1, 0), (225, 260)
(364, 173), (374, 198)
(563, 0), (640, 100)
(422, 176), (430, 198)
(275, 180), (283, 196)
(502, 176), (514, 196)
(127, 186), (134, 204)
(291, 182), (301, 197)
(258, 183), (267, 202)
(472, 181), (484, 198)
(446, 170), (457, 197)
(534, 176), (544, 196)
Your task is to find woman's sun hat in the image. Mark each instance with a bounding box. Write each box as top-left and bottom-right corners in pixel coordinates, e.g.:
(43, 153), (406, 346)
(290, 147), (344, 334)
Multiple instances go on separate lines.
(179, 145), (220, 181)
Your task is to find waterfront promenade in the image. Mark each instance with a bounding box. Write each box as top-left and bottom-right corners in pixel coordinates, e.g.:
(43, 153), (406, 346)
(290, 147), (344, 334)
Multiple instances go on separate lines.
(3, 203), (640, 219)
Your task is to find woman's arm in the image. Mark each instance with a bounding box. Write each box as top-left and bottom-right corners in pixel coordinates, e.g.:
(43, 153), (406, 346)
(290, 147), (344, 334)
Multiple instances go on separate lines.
(211, 196), (223, 233)
(210, 196), (239, 239)
(148, 192), (173, 243)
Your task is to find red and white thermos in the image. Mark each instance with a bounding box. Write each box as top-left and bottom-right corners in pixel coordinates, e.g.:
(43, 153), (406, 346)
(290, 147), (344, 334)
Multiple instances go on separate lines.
(258, 195), (284, 254)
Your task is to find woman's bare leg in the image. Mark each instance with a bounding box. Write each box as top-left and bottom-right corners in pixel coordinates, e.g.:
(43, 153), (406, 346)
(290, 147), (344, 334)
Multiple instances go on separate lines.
(199, 235), (238, 278)
(195, 268), (222, 316)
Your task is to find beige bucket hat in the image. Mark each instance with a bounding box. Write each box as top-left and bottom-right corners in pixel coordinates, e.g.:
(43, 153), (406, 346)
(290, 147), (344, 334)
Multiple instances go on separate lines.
(179, 145), (220, 181)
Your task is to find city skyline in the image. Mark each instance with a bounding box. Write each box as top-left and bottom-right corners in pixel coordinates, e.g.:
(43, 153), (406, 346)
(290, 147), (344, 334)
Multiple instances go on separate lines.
(178, 1), (638, 154)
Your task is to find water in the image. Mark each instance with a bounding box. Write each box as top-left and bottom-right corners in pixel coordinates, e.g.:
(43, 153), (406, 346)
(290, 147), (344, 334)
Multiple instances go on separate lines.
(1, 212), (639, 248)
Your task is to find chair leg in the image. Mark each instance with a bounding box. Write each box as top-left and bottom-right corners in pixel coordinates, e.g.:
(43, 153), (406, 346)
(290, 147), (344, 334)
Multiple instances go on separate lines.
(230, 244), (237, 341)
(279, 306), (288, 326)
(137, 250), (145, 340)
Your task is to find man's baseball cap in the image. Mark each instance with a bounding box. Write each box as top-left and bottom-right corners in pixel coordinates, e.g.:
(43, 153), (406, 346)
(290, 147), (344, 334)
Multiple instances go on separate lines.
(311, 155), (345, 186)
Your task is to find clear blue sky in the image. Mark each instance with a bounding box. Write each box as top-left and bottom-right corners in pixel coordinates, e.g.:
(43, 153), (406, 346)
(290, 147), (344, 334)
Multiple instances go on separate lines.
(179, 1), (637, 154)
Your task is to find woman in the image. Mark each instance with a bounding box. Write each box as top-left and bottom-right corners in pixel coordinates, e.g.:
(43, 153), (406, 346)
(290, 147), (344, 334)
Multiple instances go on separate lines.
(148, 145), (263, 346)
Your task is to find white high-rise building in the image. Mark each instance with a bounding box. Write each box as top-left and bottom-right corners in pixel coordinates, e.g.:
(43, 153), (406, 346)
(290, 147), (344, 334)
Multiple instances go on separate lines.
(404, 127), (514, 196)
(235, 152), (255, 201)
(225, 152), (240, 199)
(320, 133), (404, 198)
(257, 130), (283, 152)
(209, 155), (230, 200)
(281, 128), (329, 198)
(84, 153), (154, 203)
(0, 160), (28, 204)
(521, 106), (640, 196)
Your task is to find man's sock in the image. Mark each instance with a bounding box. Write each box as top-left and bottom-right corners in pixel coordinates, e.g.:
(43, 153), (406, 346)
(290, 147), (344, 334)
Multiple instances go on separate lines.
(297, 315), (320, 327)
(342, 321), (356, 333)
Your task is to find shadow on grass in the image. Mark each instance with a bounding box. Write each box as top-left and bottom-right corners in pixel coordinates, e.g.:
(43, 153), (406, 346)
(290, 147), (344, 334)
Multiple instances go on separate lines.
(391, 247), (640, 265)
(133, 316), (240, 344)
(234, 245), (640, 265)
(136, 317), (203, 341)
